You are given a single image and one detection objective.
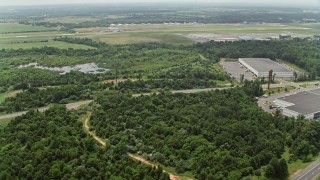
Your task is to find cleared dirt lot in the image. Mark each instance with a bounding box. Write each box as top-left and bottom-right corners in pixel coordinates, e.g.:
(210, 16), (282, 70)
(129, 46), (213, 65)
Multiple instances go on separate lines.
(220, 61), (254, 82)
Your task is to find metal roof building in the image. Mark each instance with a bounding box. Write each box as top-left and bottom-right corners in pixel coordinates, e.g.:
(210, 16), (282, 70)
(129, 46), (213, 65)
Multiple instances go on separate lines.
(274, 89), (320, 119)
(239, 58), (293, 78)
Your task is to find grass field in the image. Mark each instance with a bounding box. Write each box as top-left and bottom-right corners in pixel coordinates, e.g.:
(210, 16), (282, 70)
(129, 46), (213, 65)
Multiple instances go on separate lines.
(74, 23), (320, 35)
(0, 93), (4, 104)
(1, 40), (95, 49)
(0, 23), (59, 33)
(265, 86), (296, 94)
(40, 16), (98, 24)
(89, 32), (194, 45)
(282, 147), (320, 176)
(1, 23), (320, 47)
(0, 90), (22, 104)
(0, 118), (13, 127)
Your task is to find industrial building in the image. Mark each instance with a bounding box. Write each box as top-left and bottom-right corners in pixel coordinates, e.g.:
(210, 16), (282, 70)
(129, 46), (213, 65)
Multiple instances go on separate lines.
(274, 89), (320, 119)
(279, 34), (292, 40)
(239, 58), (293, 78)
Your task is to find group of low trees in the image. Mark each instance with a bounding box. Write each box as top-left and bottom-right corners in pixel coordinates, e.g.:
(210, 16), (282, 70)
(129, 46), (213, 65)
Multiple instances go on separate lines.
(53, 37), (108, 48)
(0, 106), (169, 179)
(90, 84), (288, 179)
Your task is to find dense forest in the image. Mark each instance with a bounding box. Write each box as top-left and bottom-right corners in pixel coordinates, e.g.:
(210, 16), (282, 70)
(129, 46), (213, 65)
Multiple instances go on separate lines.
(0, 105), (170, 179)
(90, 84), (320, 179)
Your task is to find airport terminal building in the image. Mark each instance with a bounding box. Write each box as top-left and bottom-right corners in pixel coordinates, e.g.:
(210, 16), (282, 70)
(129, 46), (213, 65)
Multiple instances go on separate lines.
(274, 89), (320, 119)
(239, 58), (293, 78)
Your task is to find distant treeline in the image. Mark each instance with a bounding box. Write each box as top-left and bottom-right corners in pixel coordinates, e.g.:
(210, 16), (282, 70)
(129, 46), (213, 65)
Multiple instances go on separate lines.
(19, 20), (110, 30)
(53, 37), (108, 48)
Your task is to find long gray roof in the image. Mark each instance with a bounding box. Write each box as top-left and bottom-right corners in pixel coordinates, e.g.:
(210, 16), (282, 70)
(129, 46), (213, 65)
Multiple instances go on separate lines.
(240, 58), (291, 73)
(278, 90), (320, 115)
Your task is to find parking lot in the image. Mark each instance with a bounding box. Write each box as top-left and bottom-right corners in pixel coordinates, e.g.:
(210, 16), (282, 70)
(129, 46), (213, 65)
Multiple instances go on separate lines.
(220, 61), (254, 82)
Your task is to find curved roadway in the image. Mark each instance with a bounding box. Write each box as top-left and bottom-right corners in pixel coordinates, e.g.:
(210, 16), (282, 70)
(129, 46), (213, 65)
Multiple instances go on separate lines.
(0, 100), (93, 121)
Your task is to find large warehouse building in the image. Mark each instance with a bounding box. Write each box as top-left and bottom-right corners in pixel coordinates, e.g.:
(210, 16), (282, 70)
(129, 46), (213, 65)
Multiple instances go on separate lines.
(239, 58), (293, 78)
(274, 89), (320, 119)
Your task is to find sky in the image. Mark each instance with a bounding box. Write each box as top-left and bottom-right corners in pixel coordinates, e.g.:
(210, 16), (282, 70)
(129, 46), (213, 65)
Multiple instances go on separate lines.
(1, 0), (320, 7)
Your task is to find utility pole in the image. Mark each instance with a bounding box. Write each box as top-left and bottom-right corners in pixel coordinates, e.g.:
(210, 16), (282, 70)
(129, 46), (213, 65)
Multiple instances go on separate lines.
(268, 69), (273, 89)
(205, 62), (208, 79)
(115, 63), (119, 83)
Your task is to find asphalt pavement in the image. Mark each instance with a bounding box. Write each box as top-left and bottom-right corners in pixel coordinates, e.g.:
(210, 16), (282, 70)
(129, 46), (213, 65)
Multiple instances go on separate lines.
(132, 87), (232, 97)
(258, 83), (320, 114)
(0, 100), (93, 121)
(293, 159), (320, 180)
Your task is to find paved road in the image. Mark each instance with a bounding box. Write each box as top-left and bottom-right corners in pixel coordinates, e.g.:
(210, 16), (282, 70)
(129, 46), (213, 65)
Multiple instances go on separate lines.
(292, 159), (320, 180)
(132, 87), (232, 97)
(0, 100), (93, 121)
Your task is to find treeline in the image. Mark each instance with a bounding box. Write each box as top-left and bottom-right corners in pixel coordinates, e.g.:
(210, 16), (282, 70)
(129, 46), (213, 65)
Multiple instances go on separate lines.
(19, 20), (110, 30)
(0, 30), (56, 34)
(4, 6), (320, 25)
(0, 106), (170, 179)
(53, 37), (108, 48)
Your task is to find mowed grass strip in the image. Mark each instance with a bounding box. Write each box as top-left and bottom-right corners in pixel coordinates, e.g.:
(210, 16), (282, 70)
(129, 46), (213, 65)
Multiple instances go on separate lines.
(91, 32), (194, 45)
(0, 23), (59, 33)
(76, 23), (320, 35)
(40, 16), (98, 24)
(74, 23), (320, 45)
(1, 41), (96, 49)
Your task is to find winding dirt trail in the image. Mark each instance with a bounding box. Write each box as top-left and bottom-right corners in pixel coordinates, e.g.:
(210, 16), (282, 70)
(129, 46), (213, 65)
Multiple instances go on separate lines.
(128, 153), (182, 180)
(0, 100), (93, 121)
(83, 114), (186, 180)
(84, 115), (106, 147)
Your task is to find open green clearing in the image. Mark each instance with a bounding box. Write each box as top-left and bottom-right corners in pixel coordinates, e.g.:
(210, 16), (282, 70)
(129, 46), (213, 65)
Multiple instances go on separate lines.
(0, 118), (13, 127)
(0, 23), (60, 33)
(74, 23), (320, 35)
(74, 23), (320, 44)
(40, 16), (99, 24)
(265, 86), (296, 94)
(89, 32), (194, 45)
(282, 147), (320, 175)
(1, 23), (319, 48)
(0, 93), (4, 104)
(0, 41), (95, 49)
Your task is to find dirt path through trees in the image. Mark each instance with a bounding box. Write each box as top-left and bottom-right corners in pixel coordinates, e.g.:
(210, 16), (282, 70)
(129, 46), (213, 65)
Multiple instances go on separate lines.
(84, 115), (106, 147)
(83, 114), (187, 180)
